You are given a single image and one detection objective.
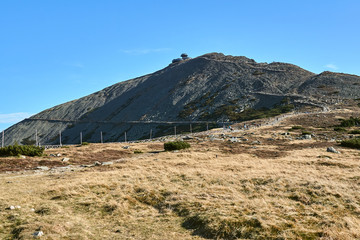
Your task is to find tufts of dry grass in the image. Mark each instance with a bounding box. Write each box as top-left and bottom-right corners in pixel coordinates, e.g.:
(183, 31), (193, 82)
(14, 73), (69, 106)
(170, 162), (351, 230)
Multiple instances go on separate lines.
(1, 109), (360, 239)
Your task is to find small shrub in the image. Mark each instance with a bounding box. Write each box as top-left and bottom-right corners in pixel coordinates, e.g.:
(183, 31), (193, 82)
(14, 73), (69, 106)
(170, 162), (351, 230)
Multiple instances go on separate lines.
(289, 126), (304, 131)
(0, 145), (44, 157)
(349, 129), (360, 134)
(134, 150), (143, 154)
(341, 138), (360, 149)
(302, 131), (312, 135)
(334, 127), (346, 132)
(164, 141), (190, 151)
(339, 117), (360, 127)
(81, 142), (89, 146)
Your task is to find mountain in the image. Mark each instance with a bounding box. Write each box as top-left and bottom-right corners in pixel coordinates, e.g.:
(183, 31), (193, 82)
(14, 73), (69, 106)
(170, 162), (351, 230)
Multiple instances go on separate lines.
(4, 53), (360, 145)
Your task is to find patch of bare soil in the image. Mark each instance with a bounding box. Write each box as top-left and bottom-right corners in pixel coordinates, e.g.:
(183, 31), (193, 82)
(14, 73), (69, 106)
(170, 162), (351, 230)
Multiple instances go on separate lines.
(284, 112), (359, 128)
(0, 158), (66, 172)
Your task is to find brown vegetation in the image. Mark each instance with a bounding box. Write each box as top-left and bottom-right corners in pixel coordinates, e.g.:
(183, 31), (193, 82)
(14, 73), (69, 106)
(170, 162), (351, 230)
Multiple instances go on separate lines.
(1, 108), (360, 239)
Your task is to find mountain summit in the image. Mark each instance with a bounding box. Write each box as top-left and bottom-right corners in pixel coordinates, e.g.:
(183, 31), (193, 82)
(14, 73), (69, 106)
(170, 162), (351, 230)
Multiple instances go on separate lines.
(4, 53), (360, 145)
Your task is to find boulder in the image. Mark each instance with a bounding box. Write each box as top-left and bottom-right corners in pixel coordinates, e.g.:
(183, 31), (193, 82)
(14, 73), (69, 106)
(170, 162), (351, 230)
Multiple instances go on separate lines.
(102, 161), (114, 166)
(327, 147), (340, 154)
(303, 134), (312, 140)
(36, 166), (50, 171)
(32, 231), (44, 238)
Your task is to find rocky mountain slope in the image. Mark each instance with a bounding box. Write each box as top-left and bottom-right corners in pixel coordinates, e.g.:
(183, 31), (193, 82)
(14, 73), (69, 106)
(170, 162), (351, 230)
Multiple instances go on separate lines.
(4, 53), (360, 145)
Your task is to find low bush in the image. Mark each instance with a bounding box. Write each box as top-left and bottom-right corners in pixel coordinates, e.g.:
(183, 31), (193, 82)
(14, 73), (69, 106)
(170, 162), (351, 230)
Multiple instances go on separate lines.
(334, 127), (346, 132)
(0, 145), (44, 157)
(289, 126), (304, 131)
(341, 138), (360, 149)
(134, 150), (143, 154)
(164, 141), (190, 151)
(349, 129), (360, 134)
(339, 117), (360, 127)
(301, 131), (312, 135)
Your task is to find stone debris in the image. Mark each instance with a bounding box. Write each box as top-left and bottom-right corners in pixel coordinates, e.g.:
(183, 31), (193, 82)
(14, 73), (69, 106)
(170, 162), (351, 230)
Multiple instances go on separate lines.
(56, 153), (62, 157)
(327, 147), (340, 154)
(61, 157), (70, 162)
(32, 231), (44, 238)
(228, 137), (239, 143)
(94, 161), (102, 166)
(182, 136), (194, 140)
(102, 161), (114, 166)
(20, 155), (26, 159)
(80, 164), (94, 168)
(36, 166), (50, 171)
(302, 134), (312, 140)
(7, 205), (21, 210)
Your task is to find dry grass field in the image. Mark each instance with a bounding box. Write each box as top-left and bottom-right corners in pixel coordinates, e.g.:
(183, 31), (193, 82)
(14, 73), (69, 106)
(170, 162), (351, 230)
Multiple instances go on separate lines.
(1, 109), (360, 239)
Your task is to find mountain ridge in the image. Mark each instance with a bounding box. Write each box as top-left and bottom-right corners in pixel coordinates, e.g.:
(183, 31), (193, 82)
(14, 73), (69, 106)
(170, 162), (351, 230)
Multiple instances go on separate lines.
(4, 52), (360, 145)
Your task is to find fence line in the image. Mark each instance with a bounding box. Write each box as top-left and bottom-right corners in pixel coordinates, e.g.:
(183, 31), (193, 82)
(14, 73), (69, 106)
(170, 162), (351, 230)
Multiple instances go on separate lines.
(1, 109), (329, 148)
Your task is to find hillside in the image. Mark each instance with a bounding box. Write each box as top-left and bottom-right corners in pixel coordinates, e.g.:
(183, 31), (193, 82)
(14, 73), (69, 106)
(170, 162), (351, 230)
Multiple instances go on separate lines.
(3, 53), (360, 145)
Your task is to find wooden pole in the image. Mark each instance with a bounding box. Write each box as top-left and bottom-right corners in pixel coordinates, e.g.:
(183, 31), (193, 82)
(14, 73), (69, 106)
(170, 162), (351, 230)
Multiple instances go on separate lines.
(174, 126), (176, 137)
(206, 122), (209, 131)
(124, 131), (127, 143)
(80, 132), (82, 145)
(35, 129), (38, 146)
(59, 131), (62, 146)
(190, 124), (192, 134)
(100, 131), (103, 144)
(150, 129), (152, 140)
(1, 130), (4, 148)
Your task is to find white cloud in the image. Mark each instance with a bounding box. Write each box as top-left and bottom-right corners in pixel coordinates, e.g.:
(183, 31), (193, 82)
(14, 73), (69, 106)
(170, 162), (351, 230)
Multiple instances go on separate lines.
(120, 48), (171, 55)
(324, 63), (338, 70)
(0, 112), (33, 124)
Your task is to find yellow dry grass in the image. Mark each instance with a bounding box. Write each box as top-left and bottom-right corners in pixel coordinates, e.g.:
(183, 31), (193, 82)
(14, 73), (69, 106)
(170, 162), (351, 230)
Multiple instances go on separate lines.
(1, 110), (360, 239)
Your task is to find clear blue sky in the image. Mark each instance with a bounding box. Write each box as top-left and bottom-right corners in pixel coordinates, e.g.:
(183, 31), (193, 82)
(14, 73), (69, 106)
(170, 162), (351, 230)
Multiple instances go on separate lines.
(1, 0), (359, 131)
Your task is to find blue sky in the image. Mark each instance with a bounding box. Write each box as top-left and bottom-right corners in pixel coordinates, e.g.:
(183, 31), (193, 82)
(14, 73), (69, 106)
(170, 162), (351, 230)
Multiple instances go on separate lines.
(1, 0), (359, 131)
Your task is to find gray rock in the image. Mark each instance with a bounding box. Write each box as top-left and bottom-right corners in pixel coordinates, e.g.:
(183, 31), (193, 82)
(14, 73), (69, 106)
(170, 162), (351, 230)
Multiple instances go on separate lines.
(228, 137), (239, 143)
(101, 161), (113, 166)
(36, 166), (50, 171)
(303, 134), (312, 139)
(327, 147), (340, 154)
(61, 157), (70, 162)
(183, 136), (194, 140)
(122, 146), (130, 149)
(94, 161), (102, 166)
(32, 231), (44, 238)
(80, 164), (93, 168)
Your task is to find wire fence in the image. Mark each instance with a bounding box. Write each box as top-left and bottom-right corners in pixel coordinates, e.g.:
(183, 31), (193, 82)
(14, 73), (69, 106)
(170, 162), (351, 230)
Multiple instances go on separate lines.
(0, 109), (328, 148)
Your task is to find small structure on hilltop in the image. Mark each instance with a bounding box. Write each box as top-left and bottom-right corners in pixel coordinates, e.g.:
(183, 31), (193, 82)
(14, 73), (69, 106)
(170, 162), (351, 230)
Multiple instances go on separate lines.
(172, 53), (191, 64)
(181, 53), (190, 60)
(172, 58), (183, 63)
